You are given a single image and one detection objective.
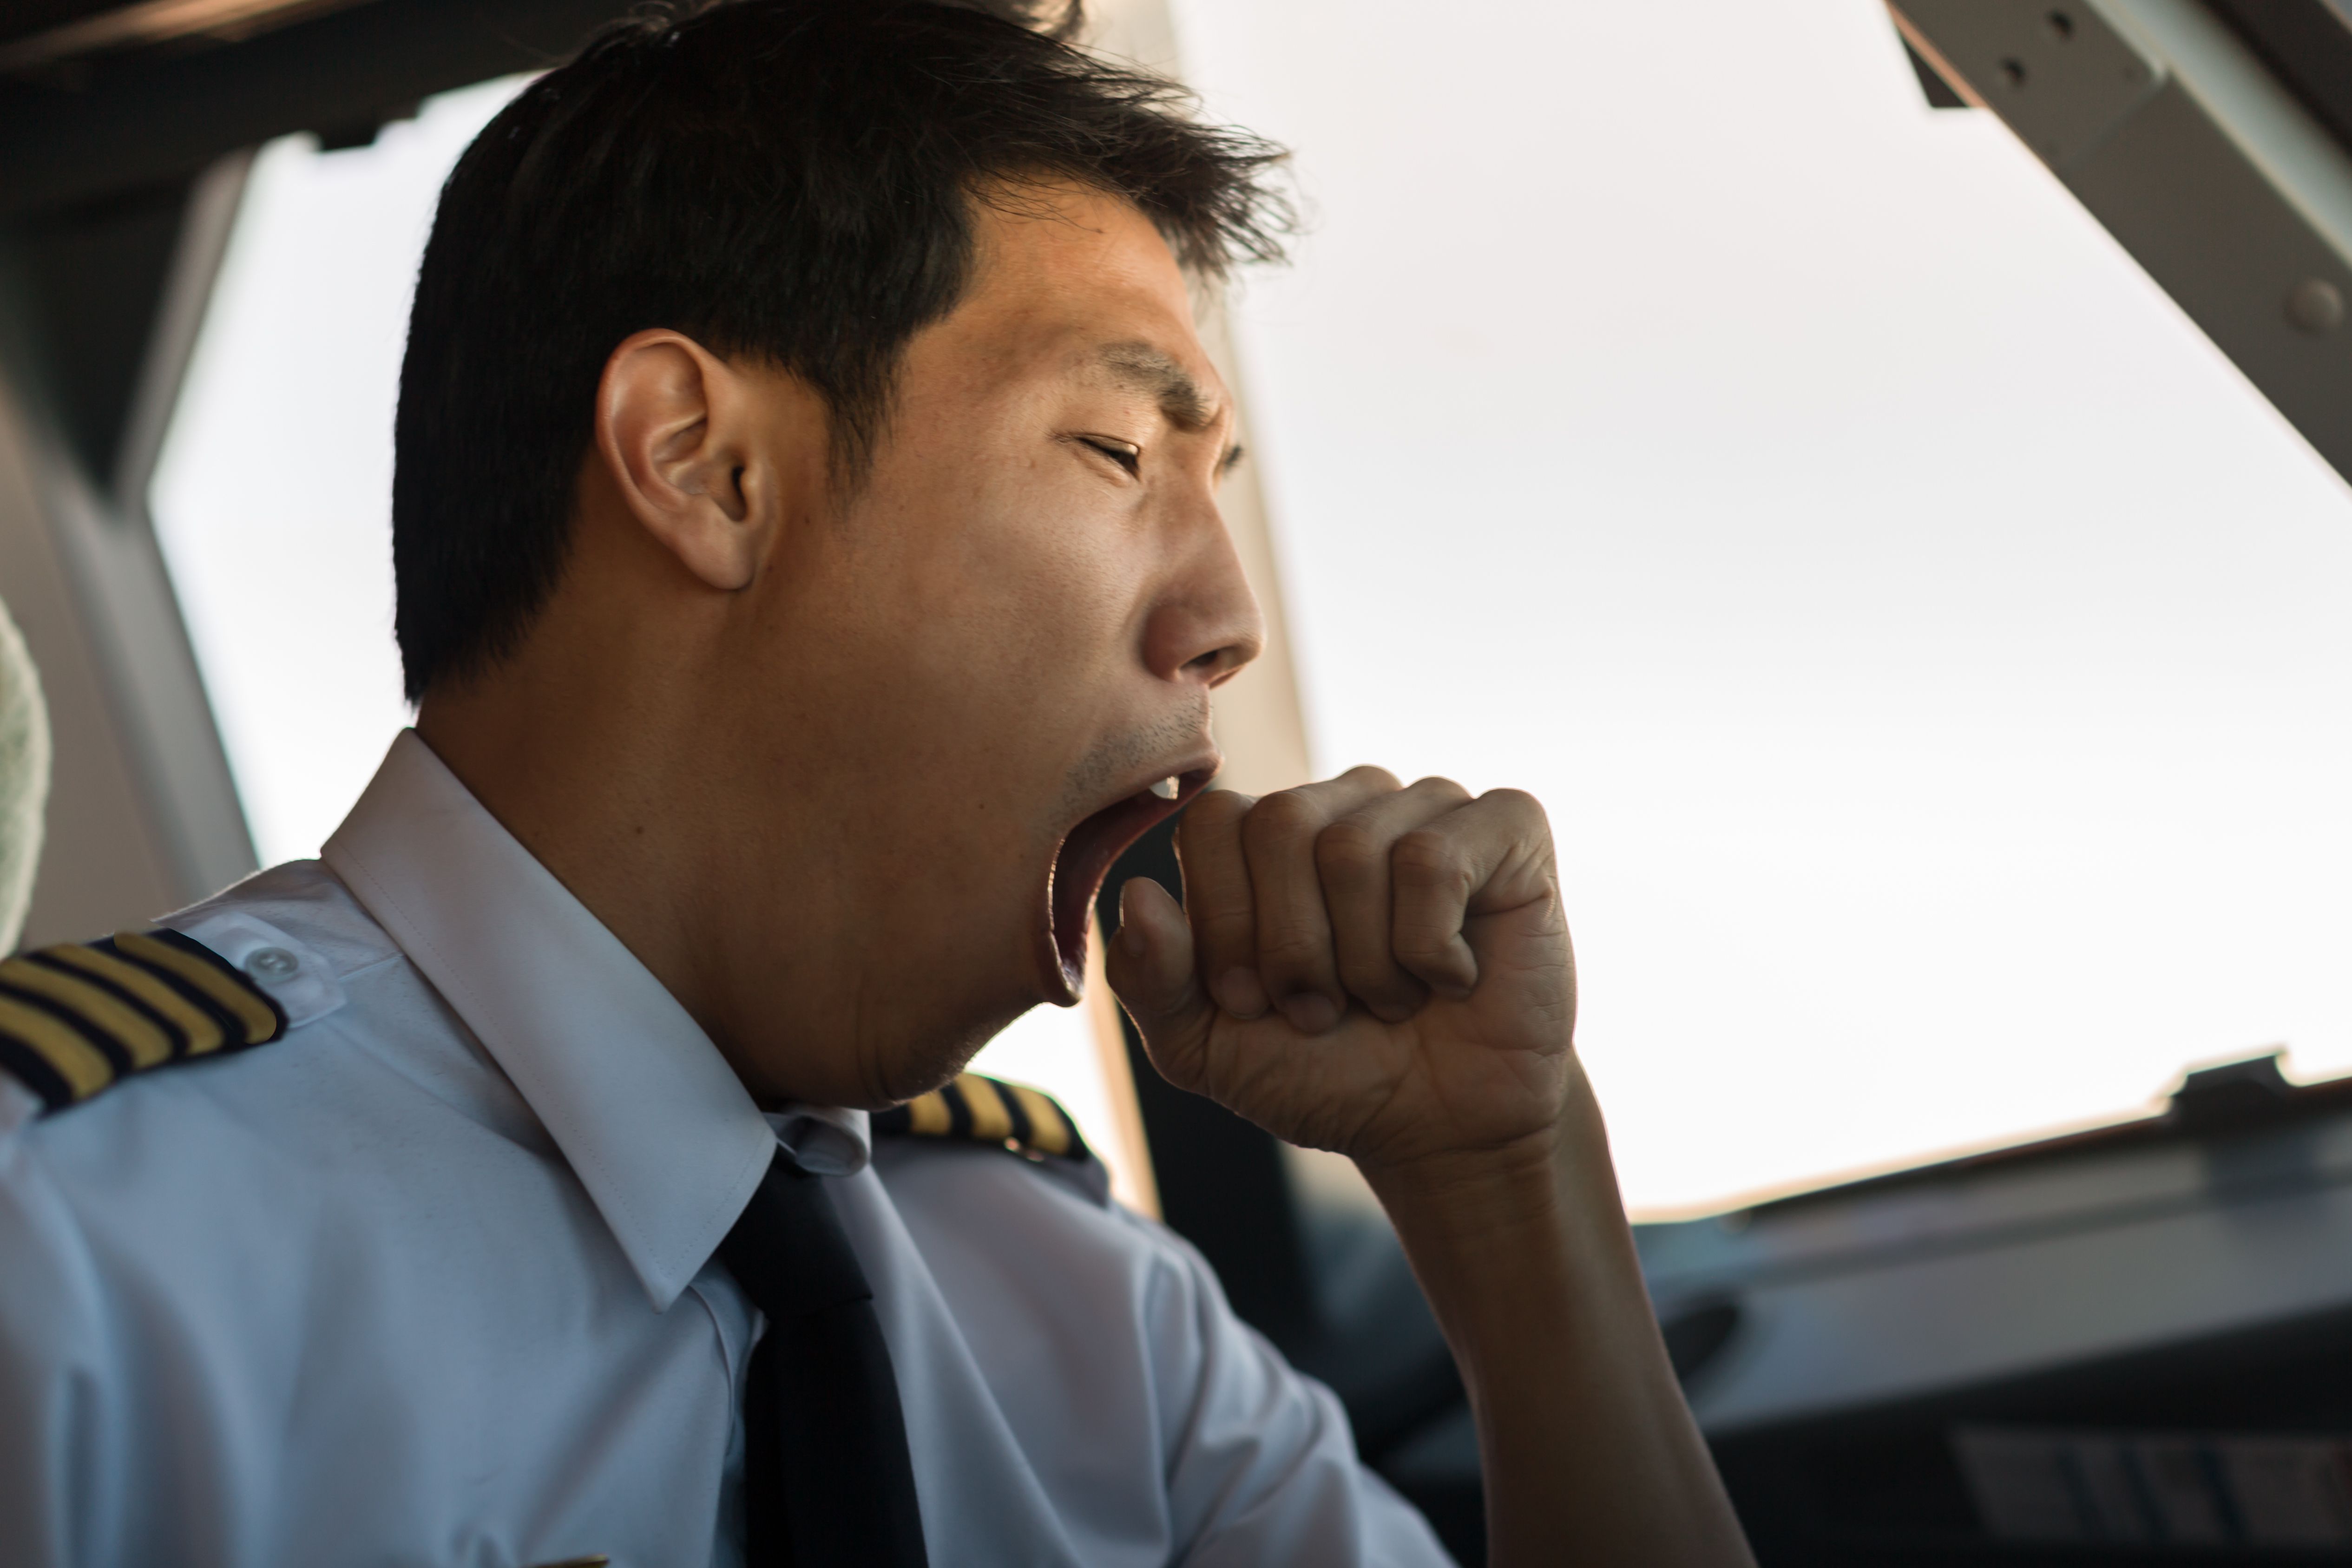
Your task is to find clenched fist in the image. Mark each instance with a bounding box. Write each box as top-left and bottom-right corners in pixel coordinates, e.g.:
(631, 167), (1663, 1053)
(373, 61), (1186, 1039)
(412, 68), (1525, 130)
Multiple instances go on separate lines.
(1105, 766), (1576, 1172)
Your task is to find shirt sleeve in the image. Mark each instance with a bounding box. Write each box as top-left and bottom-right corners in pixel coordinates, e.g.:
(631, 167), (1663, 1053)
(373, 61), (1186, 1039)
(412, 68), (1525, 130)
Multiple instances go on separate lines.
(1130, 1214), (1458, 1568)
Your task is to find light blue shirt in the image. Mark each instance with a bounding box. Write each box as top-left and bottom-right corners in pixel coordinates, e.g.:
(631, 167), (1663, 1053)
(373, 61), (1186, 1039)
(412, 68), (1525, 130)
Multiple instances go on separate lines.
(0, 731), (1452, 1568)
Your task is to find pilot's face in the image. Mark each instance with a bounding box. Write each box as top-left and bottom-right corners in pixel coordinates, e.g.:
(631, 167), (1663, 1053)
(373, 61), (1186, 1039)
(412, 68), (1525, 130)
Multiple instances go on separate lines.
(726, 184), (1261, 1102)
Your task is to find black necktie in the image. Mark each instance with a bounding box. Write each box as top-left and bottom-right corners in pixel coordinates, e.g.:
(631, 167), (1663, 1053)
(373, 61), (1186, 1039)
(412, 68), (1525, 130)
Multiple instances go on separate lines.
(718, 1149), (928, 1568)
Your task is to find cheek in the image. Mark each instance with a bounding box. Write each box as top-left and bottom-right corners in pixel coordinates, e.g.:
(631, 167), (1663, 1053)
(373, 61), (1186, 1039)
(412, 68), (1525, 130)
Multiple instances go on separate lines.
(874, 461), (1143, 705)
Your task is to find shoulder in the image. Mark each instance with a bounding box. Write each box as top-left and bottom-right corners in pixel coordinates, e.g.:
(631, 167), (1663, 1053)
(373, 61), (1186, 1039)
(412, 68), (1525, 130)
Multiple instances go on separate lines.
(864, 1082), (1446, 1559)
(0, 869), (355, 1351)
(0, 859), (499, 1218)
(169, 857), (405, 987)
(869, 1071), (1221, 1325)
(0, 860), (393, 1135)
(0, 861), (519, 1368)
(871, 1070), (1111, 1205)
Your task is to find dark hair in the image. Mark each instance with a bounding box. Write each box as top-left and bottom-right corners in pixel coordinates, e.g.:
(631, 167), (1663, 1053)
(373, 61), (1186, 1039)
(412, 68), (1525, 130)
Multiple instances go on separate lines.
(392, 0), (1289, 700)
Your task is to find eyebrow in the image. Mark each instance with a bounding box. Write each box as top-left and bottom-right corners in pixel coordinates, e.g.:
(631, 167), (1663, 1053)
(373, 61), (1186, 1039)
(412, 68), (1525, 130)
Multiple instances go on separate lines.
(1097, 341), (1218, 432)
(1094, 341), (1244, 471)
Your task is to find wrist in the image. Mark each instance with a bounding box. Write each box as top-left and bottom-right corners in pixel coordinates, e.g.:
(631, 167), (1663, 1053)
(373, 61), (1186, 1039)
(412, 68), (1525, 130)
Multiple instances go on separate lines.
(1355, 1061), (1640, 1291)
(1356, 1056), (1609, 1221)
(1356, 1125), (1564, 1240)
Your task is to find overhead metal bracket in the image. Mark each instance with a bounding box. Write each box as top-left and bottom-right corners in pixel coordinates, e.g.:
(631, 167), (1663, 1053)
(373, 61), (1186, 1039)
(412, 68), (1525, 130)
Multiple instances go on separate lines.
(1890, 0), (2352, 484)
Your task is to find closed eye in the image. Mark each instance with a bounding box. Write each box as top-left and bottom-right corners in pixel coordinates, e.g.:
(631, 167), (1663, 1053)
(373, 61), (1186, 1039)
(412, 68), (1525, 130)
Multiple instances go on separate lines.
(1074, 434), (1142, 477)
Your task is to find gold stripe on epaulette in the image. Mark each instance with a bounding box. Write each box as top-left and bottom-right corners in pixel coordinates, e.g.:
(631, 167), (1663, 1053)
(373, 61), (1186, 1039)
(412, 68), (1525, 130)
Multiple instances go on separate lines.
(0, 930), (287, 1117)
(907, 1089), (953, 1136)
(114, 931), (277, 1043)
(1005, 1080), (1072, 1157)
(0, 991), (113, 1102)
(960, 1074), (1015, 1142)
(42, 945), (228, 1055)
(0, 958), (173, 1070)
(873, 1071), (1091, 1164)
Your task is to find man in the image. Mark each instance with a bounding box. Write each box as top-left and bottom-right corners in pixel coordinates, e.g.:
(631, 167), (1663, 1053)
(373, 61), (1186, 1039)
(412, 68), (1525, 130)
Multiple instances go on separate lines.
(0, 2), (1751, 1564)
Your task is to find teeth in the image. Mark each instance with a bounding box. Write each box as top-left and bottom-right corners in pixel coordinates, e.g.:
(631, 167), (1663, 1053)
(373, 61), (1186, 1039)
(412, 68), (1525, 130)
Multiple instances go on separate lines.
(1150, 775), (1181, 800)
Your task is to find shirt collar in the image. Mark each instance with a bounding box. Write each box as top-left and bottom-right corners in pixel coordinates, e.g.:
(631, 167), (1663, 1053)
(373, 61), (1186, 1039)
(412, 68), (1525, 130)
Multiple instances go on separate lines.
(322, 730), (858, 1310)
(768, 1104), (872, 1177)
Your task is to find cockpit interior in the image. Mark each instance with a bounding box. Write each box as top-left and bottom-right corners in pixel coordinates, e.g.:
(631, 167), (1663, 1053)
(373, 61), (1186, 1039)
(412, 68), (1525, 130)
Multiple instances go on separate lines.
(8, 1), (2352, 1562)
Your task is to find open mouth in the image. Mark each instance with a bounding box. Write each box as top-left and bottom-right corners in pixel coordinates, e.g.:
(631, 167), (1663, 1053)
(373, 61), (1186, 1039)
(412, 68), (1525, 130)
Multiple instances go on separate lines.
(1042, 765), (1217, 1001)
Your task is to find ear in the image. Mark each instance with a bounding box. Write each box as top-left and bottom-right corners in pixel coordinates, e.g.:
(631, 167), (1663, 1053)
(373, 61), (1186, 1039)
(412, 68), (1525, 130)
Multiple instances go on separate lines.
(592, 329), (794, 592)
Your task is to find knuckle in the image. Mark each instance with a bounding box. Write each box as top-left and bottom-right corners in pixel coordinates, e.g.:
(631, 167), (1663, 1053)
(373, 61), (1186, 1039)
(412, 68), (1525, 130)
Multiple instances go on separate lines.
(1411, 774), (1472, 804)
(1255, 790), (1324, 831)
(1391, 829), (1462, 886)
(1480, 785), (1547, 821)
(1184, 789), (1253, 832)
(1314, 819), (1385, 878)
(1245, 790), (1325, 846)
(1341, 763), (1404, 791)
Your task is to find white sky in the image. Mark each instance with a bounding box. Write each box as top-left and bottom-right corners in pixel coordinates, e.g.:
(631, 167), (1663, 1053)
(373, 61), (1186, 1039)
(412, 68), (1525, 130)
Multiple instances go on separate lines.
(151, 0), (2352, 1216)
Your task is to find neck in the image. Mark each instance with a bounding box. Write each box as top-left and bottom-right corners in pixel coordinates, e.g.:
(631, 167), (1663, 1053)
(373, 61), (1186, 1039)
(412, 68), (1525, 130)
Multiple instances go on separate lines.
(414, 613), (865, 1105)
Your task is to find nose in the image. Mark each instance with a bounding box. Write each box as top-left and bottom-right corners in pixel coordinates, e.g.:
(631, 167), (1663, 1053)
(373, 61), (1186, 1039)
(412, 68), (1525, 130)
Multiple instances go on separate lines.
(1143, 503), (1264, 688)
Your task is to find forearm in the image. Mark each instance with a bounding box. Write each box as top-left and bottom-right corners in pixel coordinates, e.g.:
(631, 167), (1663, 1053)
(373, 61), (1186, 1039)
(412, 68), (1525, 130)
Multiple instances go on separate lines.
(1360, 1059), (1753, 1568)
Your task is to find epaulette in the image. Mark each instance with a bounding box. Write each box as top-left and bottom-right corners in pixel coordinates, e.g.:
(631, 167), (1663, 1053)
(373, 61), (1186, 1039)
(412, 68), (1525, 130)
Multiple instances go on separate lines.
(873, 1071), (1092, 1164)
(0, 930), (286, 1115)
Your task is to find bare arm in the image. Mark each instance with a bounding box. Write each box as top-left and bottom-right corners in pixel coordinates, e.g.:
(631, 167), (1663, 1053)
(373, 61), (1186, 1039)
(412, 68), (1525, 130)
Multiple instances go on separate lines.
(1107, 769), (1752, 1567)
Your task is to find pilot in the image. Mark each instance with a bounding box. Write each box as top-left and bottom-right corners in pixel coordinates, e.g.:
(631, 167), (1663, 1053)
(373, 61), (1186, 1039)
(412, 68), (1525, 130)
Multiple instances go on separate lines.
(0, 3), (1750, 1565)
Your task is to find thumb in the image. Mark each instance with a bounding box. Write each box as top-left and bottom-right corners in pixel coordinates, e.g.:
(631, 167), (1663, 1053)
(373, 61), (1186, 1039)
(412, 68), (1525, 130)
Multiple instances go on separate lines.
(1104, 876), (1217, 1094)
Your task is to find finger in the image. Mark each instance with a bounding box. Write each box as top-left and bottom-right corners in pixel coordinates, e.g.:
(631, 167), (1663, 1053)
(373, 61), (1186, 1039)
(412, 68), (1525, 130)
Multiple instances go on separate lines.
(1174, 790), (1266, 1019)
(1391, 787), (1555, 998)
(1242, 765), (1401, 1034)
(1314, 775), (1473, 1022)
(1104, 876), (1217, 1093)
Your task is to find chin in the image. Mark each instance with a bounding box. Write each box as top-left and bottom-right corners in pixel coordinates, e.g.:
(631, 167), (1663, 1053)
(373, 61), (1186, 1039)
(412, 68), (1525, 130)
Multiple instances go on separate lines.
(867, 1011), (1017, 1108)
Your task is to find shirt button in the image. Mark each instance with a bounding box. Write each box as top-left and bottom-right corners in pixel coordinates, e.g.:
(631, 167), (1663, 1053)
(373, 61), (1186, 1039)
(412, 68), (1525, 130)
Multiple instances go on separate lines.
(245, 946), (300, 982)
